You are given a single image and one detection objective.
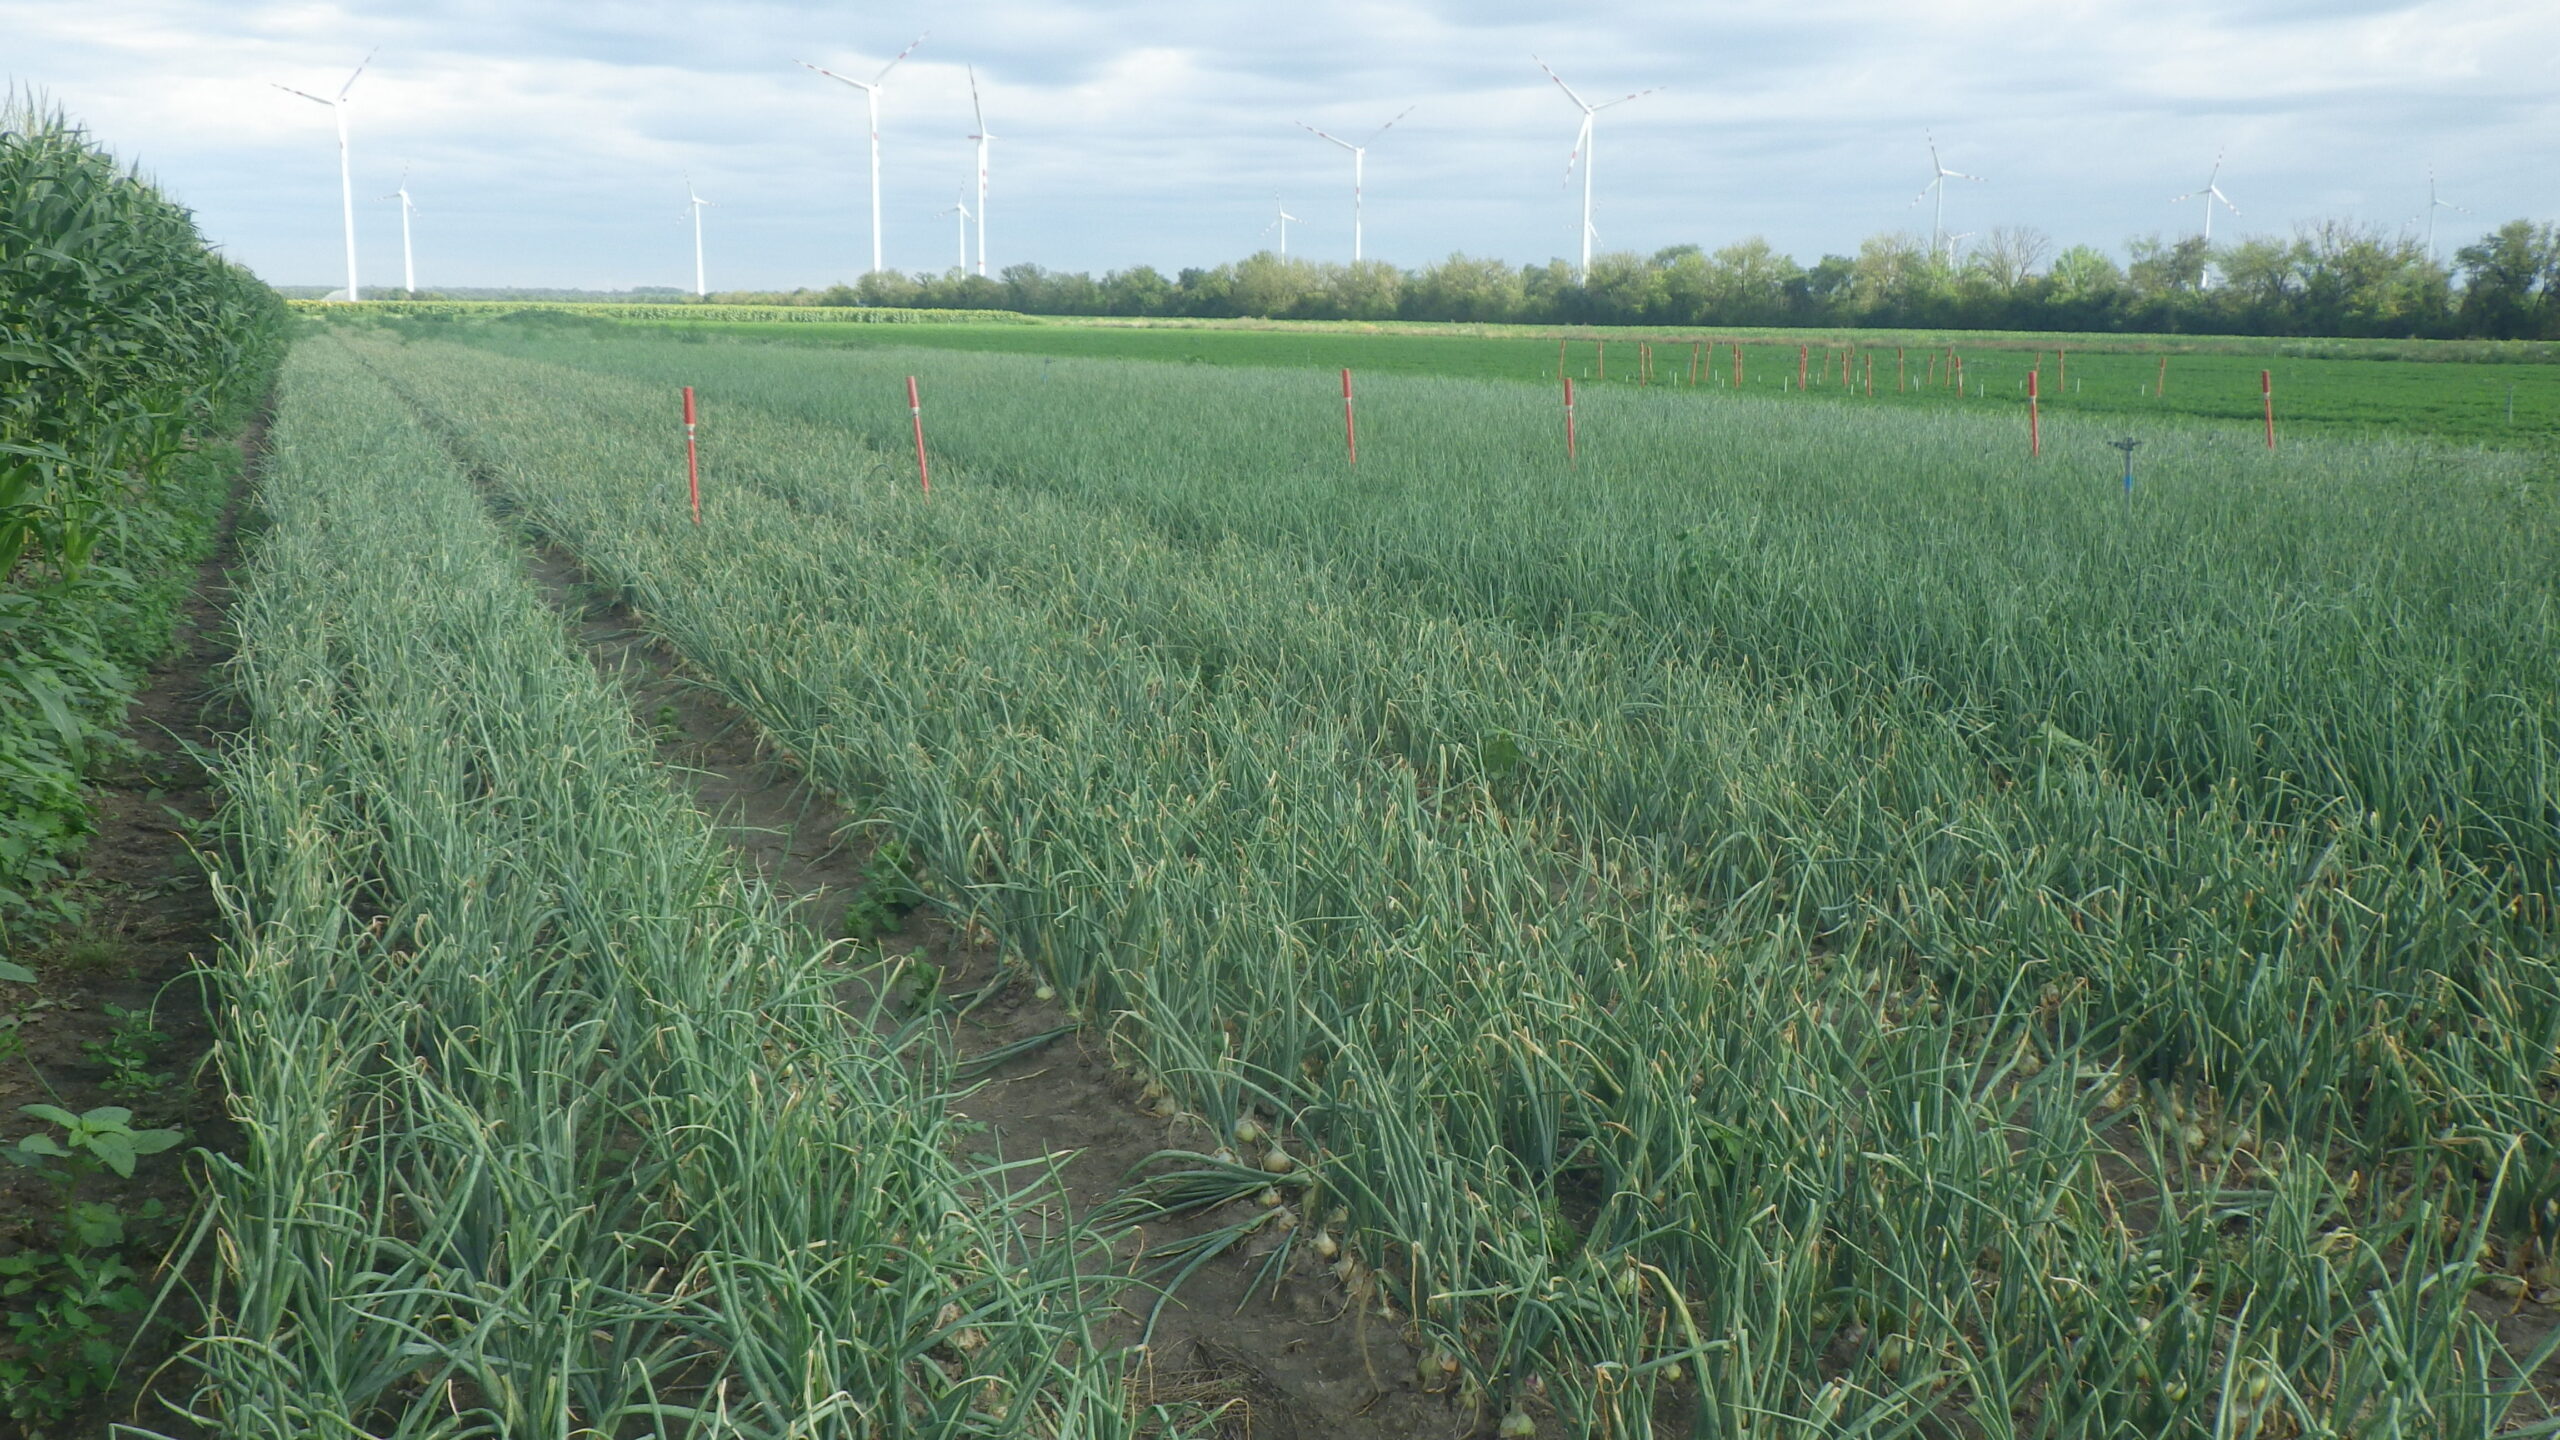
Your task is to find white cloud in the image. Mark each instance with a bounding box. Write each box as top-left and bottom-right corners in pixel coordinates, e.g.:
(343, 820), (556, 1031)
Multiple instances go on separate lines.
(4, 0), (2550, 288)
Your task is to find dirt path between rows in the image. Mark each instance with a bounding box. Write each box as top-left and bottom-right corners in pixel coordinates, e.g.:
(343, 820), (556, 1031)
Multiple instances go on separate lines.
(0, 416), (262, 1439)
(510, 535), (1466, 1439)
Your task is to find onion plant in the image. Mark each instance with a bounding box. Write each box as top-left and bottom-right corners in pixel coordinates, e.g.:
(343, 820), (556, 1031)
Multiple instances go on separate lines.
(342, 323), (2559, 1438)
(177, 342), (1157, 1437)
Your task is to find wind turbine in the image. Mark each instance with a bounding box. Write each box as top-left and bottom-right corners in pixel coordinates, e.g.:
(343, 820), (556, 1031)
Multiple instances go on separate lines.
(797, 33), (928, 276)
(1261, 195), (1299, 257)
(1535, 58), (1657, 278)
(1911, 133), (1983, 264)
(1943, 231), (1976, 266)
(380, 169), (418, 296)
(685, 178), (713, 298)
(1294, 105), (1413, 263)
(966, 66), (994, 277)
(271, 51), (374, 302)
(2172, 151), (2240, 287)
(2424, 168), (2466, 262)
(936, 196), (975, 273)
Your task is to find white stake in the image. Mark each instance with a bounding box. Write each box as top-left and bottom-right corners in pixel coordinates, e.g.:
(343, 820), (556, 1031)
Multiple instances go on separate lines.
(272, 50), (374, 301)
(798, 34), (927, 276)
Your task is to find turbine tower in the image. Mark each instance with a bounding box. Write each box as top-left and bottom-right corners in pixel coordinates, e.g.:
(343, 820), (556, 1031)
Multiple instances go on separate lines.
(686, 178), (713, 298)
(1294, 106), (1413, 264)
(1911, 133), (1983, 264)
(797, 33), (928, 276)
(1261, 195), (1299, 257)
(272, 51), (374, 302)
(380, 169), (418, 296)
(966, 66), (995, 278)
(1535, 57), (1657, 277)
(2424, 168), (2466, 262)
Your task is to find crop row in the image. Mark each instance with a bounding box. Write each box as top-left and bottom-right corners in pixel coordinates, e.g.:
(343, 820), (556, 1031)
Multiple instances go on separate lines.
(356, 329), (2560, 1436)
(183, 340), (1150, 1437)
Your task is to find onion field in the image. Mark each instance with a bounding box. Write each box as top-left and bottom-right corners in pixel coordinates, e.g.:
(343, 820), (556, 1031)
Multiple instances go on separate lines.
(220, 316), (2560, 1437)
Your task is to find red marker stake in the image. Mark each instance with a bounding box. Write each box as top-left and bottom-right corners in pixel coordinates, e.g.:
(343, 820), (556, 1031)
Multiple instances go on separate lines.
(2157, 353), (2169, 398)
(907, 375), (930, 494)
(2058, 348), (2068, 394)
(1341, 368), (1358, 466)
(2028, 369), (2042, 458)
(1897, 347), (1907, 393)
(1732, 344), (1743, 388)
(681, 385), (700, 524)
(2262, 369), (2276, 449)
(1864, 352), (1874, 398)
(1798, 344), (1809, 392)
(1597, 340), (1606, 382)
(1690, 340), (1702, 385)
(1563, 377), (1577, 463)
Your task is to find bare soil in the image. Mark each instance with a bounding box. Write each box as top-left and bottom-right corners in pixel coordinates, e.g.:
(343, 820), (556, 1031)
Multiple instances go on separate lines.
(0, 416), (260, 1438)
(518, 541), (1470, 1439)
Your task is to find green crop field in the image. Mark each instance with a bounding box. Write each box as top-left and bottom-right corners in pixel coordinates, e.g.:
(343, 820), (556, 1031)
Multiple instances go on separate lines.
(365, 304), (2560, 451)
(229, 312), (2560, 1437)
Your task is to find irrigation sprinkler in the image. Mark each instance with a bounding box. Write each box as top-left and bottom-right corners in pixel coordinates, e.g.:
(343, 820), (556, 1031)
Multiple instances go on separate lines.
(907, 375), (930, 493)
(2110, 436), (2142, 495)
(681, 386), (700, 524)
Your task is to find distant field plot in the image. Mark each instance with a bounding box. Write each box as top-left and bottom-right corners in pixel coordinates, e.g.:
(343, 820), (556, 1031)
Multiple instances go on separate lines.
(560, 312), (2560, 449)
(321, 315), (2560, 1437)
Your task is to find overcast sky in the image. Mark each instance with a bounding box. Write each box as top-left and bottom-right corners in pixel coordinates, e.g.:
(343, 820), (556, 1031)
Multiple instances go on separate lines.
(9, 1), (2554, 292)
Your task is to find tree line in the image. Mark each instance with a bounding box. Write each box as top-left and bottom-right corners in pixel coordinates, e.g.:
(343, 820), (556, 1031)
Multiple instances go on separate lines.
(688, 219), (2560, 340)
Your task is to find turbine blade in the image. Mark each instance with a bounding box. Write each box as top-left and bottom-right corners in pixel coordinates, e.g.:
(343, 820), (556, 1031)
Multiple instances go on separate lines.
(1533, 56), (1592, 112)
(799, 60), (871, 92)
(1591, 85), (1658, 111)
(272, 83), (332, 106)
(875, 32), (929, 85)
(1296, 121), (1357, 151)
(339, 48), (377, 100)
(1367, 104), (1417, 143)
(969, 65), (985, 128)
